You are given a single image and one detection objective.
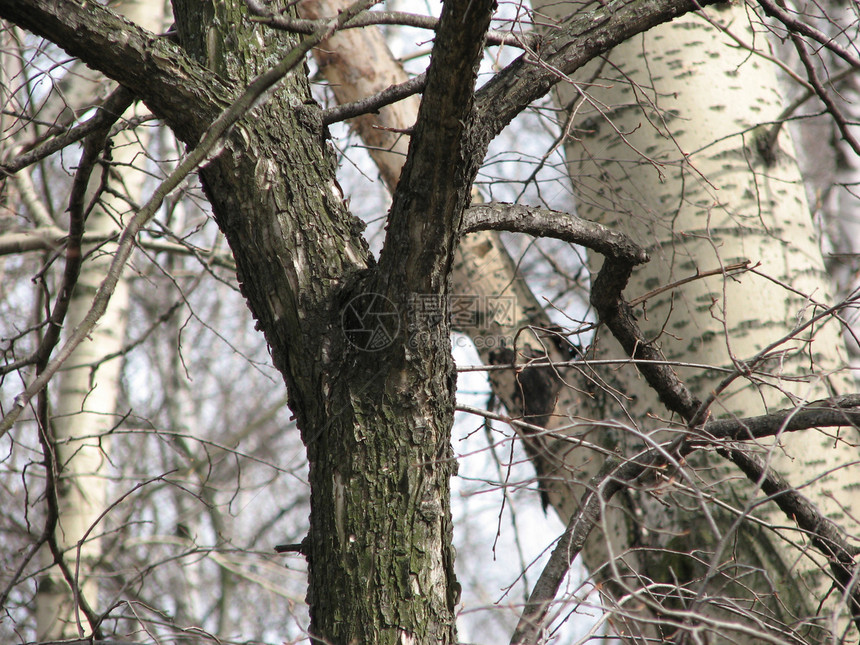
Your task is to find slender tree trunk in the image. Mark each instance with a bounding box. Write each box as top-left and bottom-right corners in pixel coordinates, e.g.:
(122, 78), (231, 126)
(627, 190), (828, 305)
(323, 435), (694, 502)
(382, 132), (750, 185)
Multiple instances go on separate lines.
(535, 1), (859, 640)
(35, 1), (165, 638)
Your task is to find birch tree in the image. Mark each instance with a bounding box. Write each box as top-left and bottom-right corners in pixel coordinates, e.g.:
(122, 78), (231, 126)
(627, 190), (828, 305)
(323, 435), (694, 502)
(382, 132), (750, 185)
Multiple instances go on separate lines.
(24, 0), (167, 638)
(519, 2), (860, 640)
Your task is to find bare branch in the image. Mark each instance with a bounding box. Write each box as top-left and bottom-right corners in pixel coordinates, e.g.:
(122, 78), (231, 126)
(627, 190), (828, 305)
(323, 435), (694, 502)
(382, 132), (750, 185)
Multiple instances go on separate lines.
(0, 86), (135, 175)
(789, 30), (860, 157)
(0, 0), (229, 144)
(318, 72), (426, 126)
(462, 202), (649, 265)
(761, 66), (859, 156)
(0, 228), (235, 267)
(689, 292), (860, 427)
(590, 253), (703, 420)
(246, 0), (538, 48)
(510, 453), (661, 644)
(754, 0), (860, 70)
(702, 394), (860, 441)
(511, 392), (860, 643)
(26, 95), (120, 379)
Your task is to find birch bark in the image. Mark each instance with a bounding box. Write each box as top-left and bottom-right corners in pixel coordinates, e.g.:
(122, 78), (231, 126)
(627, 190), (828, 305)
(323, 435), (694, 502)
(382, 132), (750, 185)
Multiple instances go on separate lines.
(35, 1), (165, 638)
(535, 1), (859, 639)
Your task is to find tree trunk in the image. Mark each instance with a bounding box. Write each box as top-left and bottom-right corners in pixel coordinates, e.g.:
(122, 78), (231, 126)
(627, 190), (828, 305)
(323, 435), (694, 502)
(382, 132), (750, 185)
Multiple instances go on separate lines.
(33, 0), (164, 638)
(171, 0), (496, 639)
(299, 0), (589, 521)
(536, 1), (859, 640)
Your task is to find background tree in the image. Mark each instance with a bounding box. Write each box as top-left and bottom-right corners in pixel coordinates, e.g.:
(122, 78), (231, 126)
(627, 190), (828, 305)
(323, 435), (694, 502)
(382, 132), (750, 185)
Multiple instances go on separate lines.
(525, 1), (860, 640)
(1, 0), (859, 643)
(22, 0), (169, 637)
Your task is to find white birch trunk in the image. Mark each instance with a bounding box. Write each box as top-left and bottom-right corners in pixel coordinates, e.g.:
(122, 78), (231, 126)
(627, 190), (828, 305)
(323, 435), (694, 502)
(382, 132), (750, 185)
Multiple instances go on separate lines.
(35, 0), (166, 638)
(535, 1), (859, 639)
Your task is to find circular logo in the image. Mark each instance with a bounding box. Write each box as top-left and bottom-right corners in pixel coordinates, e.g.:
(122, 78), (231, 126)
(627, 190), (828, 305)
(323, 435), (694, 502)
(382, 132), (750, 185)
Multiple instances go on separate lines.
(341, 292), (400, 352)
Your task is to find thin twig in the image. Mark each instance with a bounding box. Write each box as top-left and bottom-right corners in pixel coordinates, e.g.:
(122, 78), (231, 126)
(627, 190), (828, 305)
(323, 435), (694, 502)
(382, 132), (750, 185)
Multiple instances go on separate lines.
(789, 29), (860, 157)
(246, 0), (537, 48)
(755, 0), (860, 69)
(0, 86), (135, 175)
(628, 260), (753, 308)
(319, 72), (426, 125)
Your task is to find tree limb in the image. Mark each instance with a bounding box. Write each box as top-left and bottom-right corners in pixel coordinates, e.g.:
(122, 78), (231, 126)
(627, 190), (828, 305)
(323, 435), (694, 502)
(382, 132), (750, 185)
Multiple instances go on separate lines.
(318, 72), (426, 125)
(590, 251), (704, 420)
(788, 26), (860, 157)
(510, 453), (662, 645)
(702, 394), (860, 441)
(462, 202), (649, 265)
(0, 229), (235, 267)
(248, 0), (538, 48)
(376, 0), (494, 295)
(28, 99), (118, 375)
(511, 397), (860, 643)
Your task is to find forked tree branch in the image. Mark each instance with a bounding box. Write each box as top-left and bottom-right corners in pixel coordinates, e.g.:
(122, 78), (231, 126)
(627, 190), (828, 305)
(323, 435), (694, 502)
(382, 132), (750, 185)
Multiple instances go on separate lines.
(460, 203), (860, 442)
(0, 0), (378, 438)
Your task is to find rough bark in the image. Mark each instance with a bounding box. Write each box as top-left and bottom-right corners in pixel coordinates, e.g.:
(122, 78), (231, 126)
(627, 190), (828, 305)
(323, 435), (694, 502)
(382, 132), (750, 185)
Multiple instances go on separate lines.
(0, 0), (489, 641)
